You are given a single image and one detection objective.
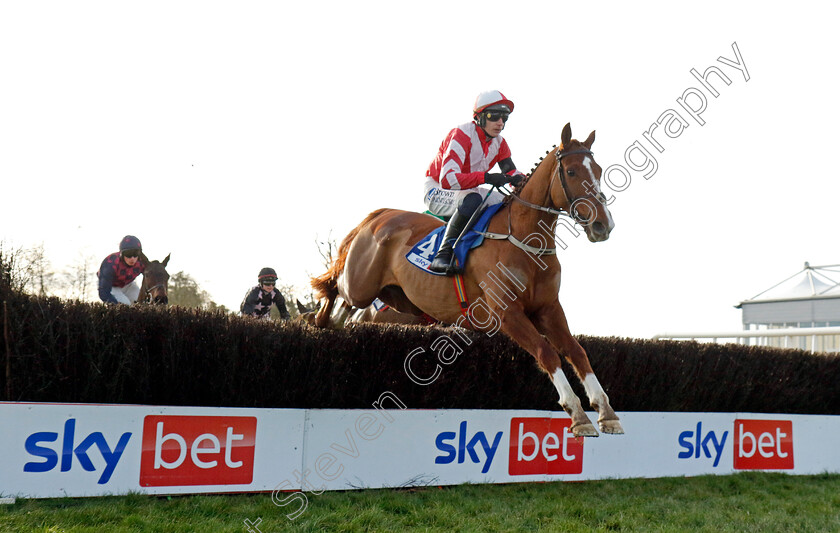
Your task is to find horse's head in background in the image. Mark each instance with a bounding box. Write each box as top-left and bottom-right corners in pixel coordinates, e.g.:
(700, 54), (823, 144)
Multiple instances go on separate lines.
(140, 253), (171, 305)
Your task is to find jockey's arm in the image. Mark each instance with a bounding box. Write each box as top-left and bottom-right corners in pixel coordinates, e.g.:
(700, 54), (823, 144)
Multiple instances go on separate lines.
(274, 293), (291, 320)
(498, 157), (526, 178)
(240, 287), (260, 315)
(97, 262), (119, 304)
(439, 167), (486, 190)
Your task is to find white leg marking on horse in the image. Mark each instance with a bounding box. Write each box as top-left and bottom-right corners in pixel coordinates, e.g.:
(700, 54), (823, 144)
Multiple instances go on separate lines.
(552, 367), (579, 408)
(332, 304), (352, 327)
(582, 373), (608, 409)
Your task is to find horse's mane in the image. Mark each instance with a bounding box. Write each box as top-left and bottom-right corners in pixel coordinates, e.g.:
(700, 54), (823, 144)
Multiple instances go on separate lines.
(503, 144), (559, 207)
(503, 138), (591, 206)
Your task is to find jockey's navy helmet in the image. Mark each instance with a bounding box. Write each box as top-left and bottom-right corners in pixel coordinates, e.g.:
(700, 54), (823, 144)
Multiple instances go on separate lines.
(258, 267), (278, 283)
(119, 235), (142, 252)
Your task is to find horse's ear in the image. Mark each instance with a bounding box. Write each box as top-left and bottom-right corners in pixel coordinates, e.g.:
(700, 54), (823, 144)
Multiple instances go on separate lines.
(583, 130), (595, 149)
(139, 252), (149, 266)
(296, 299), (307, 314)
(561, 123), (572, 147)
(162, 253), (170, 267)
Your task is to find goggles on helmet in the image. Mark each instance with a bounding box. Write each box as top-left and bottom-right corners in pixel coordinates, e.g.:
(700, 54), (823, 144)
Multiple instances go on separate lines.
(484, 111), (509, 123)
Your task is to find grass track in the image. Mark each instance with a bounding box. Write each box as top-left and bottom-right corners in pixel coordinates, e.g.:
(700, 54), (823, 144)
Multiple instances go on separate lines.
(2, 473), (839, 532)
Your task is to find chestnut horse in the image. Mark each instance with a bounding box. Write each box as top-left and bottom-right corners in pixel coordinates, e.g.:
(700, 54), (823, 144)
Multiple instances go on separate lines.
(312, 124), (622, 437)
(139, 253), (171, 305)
(347, 302), (430, 326)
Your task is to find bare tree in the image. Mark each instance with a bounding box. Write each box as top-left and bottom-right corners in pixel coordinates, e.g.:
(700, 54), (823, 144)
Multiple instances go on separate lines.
(26, 244), (53, 297)
(315, 231), (337, 269)
(0, 241), (48, 295)
(60, 252), (96, 301)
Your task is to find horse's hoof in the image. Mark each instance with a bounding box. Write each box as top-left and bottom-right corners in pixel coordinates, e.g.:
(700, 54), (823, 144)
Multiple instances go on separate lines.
(599, 419), (625, 435)
(572, 423), (599, 437)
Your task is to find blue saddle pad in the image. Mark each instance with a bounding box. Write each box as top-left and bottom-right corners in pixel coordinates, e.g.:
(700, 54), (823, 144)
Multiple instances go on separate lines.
(406, 203), (503, 275)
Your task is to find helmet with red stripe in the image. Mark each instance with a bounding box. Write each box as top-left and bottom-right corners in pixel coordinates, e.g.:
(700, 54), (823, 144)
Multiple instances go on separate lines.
(473, 90), (514, 115)
(473, 90), (514, 129)
(258, 267), (278, 284)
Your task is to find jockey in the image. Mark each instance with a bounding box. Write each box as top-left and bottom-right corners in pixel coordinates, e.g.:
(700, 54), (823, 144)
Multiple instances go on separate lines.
(424, 90), (526, 274)
(97, 235), (145, 305)
(240, 267), (291, 320)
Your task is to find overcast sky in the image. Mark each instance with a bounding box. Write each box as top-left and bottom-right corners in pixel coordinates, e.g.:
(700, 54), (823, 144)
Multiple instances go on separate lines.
(2, 1), (838, 339)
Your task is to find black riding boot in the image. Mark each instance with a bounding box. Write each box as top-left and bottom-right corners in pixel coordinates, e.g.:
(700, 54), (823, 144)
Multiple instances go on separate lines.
(429, 210), (471, 275)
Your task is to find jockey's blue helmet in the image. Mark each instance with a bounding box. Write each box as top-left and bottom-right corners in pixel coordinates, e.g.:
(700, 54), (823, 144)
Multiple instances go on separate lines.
(258, 267), (278, 283)
(119, 235), (142, 252)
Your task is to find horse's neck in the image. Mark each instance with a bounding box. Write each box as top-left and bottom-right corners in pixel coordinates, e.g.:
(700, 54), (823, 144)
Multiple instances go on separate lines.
(508, 154), (560, 235)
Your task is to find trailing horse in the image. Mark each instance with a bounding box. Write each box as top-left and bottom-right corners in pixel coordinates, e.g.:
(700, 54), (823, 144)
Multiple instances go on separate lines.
(139, 253), (170, 305)
(312, 124), (622, 437)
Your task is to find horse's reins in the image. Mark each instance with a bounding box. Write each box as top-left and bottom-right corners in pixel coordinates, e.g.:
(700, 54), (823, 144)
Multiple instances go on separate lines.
(143, 283), (166, 303)
(511, 148), (605, 223)
(478, 148), (607, 256)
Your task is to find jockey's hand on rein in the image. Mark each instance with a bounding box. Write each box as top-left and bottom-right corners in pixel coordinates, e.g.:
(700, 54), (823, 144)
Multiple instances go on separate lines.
(507, 173), (524, 187)
(484, 173), (509, 187)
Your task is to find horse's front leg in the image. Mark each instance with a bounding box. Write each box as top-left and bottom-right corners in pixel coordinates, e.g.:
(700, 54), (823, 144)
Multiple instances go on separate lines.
(535, 301), (624, 435)
(495, 309), (599, 437)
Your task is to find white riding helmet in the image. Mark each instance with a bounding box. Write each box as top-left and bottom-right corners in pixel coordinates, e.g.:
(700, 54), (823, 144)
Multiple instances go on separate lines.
(473, 90), (515, 115)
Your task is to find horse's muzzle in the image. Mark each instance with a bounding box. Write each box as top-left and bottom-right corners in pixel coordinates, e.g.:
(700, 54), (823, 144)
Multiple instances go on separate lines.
(147, 293), (168, 305)
(587, 221), (611, 242)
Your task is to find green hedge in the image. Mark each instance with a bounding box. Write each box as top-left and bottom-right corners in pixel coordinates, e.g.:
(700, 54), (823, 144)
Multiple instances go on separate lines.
(3, 286), (839, 414)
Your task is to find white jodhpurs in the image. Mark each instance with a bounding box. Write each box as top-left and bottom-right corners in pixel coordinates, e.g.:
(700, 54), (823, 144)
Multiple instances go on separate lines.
(111, 282), (141, 304)
(423, 178), (505, 219)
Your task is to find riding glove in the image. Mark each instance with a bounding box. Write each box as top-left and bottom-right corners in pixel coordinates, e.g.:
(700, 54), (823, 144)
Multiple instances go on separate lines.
(484, 173), (510, 187)
(485, 172), (524, 188)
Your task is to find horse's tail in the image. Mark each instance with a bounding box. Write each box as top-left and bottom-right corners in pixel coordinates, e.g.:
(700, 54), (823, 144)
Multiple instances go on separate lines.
(310, 208), (389, 327)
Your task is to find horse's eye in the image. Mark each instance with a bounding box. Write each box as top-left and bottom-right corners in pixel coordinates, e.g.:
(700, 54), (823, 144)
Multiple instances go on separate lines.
(566, 169), (575, 177)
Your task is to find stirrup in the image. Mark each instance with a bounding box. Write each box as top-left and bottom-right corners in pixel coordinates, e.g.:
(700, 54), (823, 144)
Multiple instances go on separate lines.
(429, 246), (454, 273)
(445, 260), (464, 275)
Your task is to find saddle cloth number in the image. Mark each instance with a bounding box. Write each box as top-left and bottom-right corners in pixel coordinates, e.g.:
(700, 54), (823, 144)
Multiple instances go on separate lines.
(406, 230), (442, 272)
(415, 234), (438, 260)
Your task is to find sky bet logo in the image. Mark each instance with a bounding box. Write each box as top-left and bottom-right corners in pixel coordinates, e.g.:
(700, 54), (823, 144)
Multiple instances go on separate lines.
(678, 419), (793, 470)
(434, 418), (583, 475)
(139, 415), (257, 487)
(23, 419), (131, 484)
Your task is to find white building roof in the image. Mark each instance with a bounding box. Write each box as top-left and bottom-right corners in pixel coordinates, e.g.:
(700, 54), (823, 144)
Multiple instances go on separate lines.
(741, 263), (840, 303)
(737, 263), (840, 326)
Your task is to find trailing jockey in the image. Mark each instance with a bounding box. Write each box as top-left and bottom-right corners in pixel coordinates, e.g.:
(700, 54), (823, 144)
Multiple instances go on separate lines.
(240, 267), (291, 320)
(423, 90), (526, 275)
(97, 235), (146, 305)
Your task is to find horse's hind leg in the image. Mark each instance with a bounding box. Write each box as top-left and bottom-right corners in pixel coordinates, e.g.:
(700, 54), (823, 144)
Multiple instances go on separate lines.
(331, 301), (354, 328)
(314, 293), (337, 328)
(498, 310), (598, 437)
(535, 301), (623, 434)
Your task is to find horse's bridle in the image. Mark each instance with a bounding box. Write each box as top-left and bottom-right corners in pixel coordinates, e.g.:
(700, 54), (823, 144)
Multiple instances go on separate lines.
(144, 283), (167, 303)
(477, 147), (610, 256)
(512, 148), (607, 224)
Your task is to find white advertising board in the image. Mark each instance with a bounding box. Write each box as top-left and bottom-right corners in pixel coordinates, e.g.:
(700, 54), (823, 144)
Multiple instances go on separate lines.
(301, 410), (840, 490)
(1, 402), (838, 499)
(0, 403), (305, 498)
